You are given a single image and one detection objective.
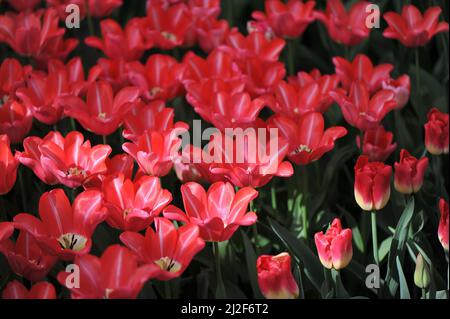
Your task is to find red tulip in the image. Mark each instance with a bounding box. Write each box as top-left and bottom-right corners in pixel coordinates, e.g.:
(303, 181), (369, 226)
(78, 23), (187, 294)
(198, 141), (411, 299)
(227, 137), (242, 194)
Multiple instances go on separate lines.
(381, 75), (410, 110)
(16, 57), (86, 125)
(120, 217), (205, 281)
(424, 108), (449, 155)
(438, 198), (449, 252)
(2, 281), (56, 299)
(88, 58), (130, 91)
(0, 58), (31, 99)
(314, 218), (353, 270)
(128, 54), (186, 102)
(163, 181), (258, 242)
(315, 0), (372, 46)
(0, 9), (78, 65)
(188, 0), (221, 20)
(123, 100), (188, 142)
(85, 18), (152, 61)
(394, 149), (429, 195)
(0, 99), (32, 144)
(195, 17), (229, 53)
(356, 125), (397, 162)
(102, 174), (172, 232)
(333, 54), (394, 94)
(383, 5), (449, 47)
(268, 113), (347, 165)
(0, 134), (19, 195)
(224, 29), (286, 63)
(84, 153), (135, 189)
(256, 252), (299, 299)
(57, 245), (156, 299)
(13, 189), (107, 261)
(6, 0), (41, 12)
(251, 0), (316, 38)
(330, 82), (397, 131)
(62, 81), (140, 136)
(87, 0), (123, 18)
(242, 58), (286, 97)
(19, 131), (111, 188)
(16, 132), (63, 185)
(123, 129), (183, 177)
(0, 222), (14, 243)
(0, 230), (57, 282)
(287, 69), (339, 113)
(143, 3), (192, 49)
(202, 130), (294, 188)
(354, 155), (392, 211)
(269, 80), (334, 118)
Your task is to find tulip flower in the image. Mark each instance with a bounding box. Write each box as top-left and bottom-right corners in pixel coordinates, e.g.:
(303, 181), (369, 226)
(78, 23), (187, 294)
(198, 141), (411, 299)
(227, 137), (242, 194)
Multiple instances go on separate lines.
(143, 3), (192, 49)
(16, 132), (63, 185)
(256, 252), (299, 299)
(414, 253), (430, 289)
(163, 181), (258, 241)
(0, 9), (78, 65)
(333, 55), (394, 94)
(315, 0), (372, 46)
(330, 82), (397, 131)
(0, 222), (14, 243)
(0, 230), (57, 282)
(314, 218), (353, 270)
(251, 0), (316, 39)
(6, 0), (41, 12)
(268, 113), (347, 165)
(439, 198), (449, 252)
(394, 149), (429, 195)
(85, 18), (153, 61)
(356, 125), (397, 162)
(242, 58), (286, 97)
(57, 245), (157, 299)
(424, 108), (449, 155)
(16, 57), (86, 125)
(0, 134), (19, 195)
(195, 17), (229, 53)
(0, 99), (32, 144)
(223, 29), (286, 63)
(287, 69), (339, 113)
(381, 75), (410, 110)
(62, 81), (140, 136)
(123, 129), (183, 177)
(14, 189), (107, 261)
(48, 0), (123, 19)
(2, 281), (56, 299)
(18, 131), (111, 188)
(354, 155), (392, 211)
(383, 5), (449, 47)
(0, 58), (31, 99)
(127, 54), (186, 102)
(102, 174), (172, 232)
(121, 217), (205, 280)
(88, 58), (130, 91)
(123, 100), (189, 142)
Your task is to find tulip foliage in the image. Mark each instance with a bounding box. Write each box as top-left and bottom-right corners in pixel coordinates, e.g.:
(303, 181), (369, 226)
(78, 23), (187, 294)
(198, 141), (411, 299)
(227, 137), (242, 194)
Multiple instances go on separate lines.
(0, 0), (449, 300)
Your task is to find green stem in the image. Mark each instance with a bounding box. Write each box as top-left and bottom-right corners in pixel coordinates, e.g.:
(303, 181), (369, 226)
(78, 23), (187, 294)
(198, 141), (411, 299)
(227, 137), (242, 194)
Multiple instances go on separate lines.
(102, 135), (107, 145)
(271, 187), (277, 210)
(359, 130), (364, 154)
(323, 267), (330, 298)
(85, 0), (95, 37)
(414, 48), (421, 96)
(371, 211), (379, 266)
(70, 118), (76, 132)
(53, 124), (57, 132)
(421, 288), (426, 299)
(213, 242), (226, 298)
(18, 169), (27, 212)
(165, 281), (172, 299)
(287, 39), (295, 76)
(250, 201), (260, 255)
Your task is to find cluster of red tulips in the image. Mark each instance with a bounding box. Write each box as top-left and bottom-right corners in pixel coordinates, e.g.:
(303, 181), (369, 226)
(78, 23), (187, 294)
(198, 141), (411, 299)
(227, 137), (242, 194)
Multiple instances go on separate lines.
(0, 0), (449, 300)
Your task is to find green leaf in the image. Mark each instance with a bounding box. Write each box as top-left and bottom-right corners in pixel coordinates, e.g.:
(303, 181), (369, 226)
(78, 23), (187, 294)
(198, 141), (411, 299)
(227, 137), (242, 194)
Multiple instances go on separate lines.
(396, 256), (411, 299)
(379, 237), (393, 263)
(241, 230), (263, 299)
(268, 217), (324, 292)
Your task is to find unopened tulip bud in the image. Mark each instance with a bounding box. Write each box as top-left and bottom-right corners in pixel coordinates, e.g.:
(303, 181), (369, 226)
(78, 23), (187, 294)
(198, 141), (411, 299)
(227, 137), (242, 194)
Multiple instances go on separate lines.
(424, 108), (449, 155)
(256, 252), (299, 299)
(438, 199), (449, 252)
(414, 253), (430, 289)
(394, 149), (429, 194)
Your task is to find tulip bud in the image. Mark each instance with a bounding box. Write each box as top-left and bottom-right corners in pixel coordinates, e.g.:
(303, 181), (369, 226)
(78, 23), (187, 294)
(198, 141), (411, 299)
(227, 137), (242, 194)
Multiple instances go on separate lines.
(354, 155), (392, 211)
(394, 149), (429, 194)
(356, 125), (397, 162)
(381, 75), (410, 110)
(414, 253), (430, 289)
(424, 108), (449, 155)
(256, 252), (299, 299)
(438, 199), (449, 252)
(314, 218), (353, 270)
